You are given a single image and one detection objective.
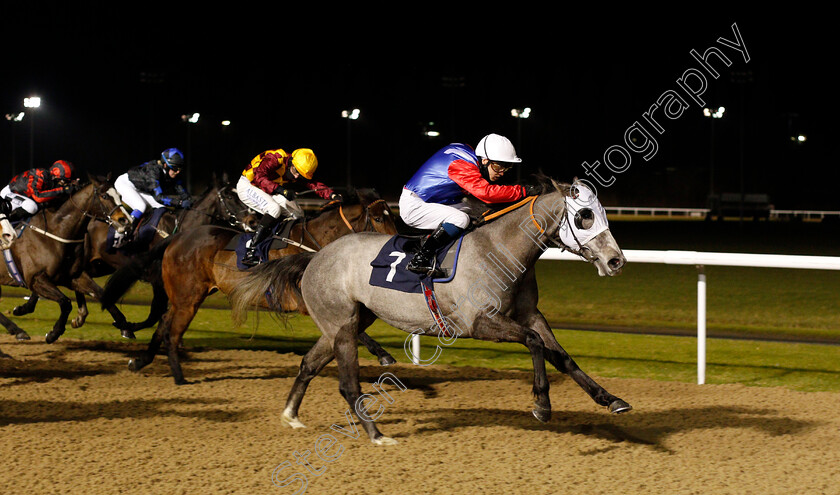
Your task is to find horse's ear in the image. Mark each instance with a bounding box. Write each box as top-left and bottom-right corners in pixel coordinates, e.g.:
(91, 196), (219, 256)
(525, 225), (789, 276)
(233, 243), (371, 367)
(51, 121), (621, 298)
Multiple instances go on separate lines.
(221, 171), (229, 184)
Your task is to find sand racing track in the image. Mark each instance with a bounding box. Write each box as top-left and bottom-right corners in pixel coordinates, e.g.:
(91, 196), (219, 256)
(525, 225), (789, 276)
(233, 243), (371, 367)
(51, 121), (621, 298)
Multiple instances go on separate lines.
(2, 338), (839, 494)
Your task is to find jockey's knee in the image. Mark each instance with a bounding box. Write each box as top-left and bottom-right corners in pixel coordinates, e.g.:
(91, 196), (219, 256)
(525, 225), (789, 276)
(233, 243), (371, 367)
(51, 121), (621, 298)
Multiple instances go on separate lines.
(444, 212), (470, 230)
(263, 202), (282, 219)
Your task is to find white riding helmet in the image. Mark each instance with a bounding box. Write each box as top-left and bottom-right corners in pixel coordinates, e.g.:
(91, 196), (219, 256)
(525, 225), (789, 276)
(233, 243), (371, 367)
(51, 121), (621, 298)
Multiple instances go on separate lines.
(475, 133), (522, 163)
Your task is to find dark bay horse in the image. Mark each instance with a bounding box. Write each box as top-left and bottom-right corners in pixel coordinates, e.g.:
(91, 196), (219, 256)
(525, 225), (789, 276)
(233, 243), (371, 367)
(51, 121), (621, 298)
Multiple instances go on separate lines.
(0, 176), (131, 344)
(229, 177), (631, 445)
(101, 188), (399, 384)
(10, 174), (258, 338)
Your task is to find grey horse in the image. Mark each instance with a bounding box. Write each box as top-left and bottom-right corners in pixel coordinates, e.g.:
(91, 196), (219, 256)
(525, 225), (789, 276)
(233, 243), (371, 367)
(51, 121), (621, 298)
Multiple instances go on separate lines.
(229, 176), (630, 445)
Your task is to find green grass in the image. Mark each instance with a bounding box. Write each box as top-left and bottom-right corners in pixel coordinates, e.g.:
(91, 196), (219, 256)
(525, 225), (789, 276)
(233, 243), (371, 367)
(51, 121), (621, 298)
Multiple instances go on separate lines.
(2, 219), (840, 392)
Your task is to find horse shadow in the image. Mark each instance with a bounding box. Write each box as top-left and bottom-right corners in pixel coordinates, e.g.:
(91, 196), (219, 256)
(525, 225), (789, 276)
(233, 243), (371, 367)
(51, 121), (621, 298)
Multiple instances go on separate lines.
(388, 405), (821, 453)
(0, 397), (258, 427)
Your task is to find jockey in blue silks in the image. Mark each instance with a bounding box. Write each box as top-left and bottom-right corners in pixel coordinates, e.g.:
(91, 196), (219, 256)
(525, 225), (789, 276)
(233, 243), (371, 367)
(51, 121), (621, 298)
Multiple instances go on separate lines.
(399, 133), (540, 276)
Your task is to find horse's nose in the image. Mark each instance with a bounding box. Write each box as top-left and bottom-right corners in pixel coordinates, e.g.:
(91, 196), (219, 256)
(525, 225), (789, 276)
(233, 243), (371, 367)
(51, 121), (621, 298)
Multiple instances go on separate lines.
(608, 256), (625, 272)
(118, 216), (130, 227)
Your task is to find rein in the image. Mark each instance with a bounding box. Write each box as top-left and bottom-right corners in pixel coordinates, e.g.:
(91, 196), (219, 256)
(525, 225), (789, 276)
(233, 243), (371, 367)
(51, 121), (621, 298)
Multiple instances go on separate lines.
(27, 185), (122, 244)
(480, 192), (594, 261)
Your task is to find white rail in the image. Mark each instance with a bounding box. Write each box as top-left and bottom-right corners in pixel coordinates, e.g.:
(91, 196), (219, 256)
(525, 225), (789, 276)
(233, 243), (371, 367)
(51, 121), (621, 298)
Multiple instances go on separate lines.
(540, 248), (840, 384)
(297, 199), (840, 220)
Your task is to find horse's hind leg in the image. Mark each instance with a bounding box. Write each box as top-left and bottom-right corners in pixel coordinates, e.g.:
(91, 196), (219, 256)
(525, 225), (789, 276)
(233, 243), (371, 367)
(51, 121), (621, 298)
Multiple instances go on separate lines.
(470, 313), (552, 422)
(522, 310), (631, 414)
(125, 280), (168, 333)
(282, 335), (335, 429)
(332, 314), (396, 446)
(71, 291), (88, 328)
(163, 300), (205, 385)
(70, 272), (135, 338)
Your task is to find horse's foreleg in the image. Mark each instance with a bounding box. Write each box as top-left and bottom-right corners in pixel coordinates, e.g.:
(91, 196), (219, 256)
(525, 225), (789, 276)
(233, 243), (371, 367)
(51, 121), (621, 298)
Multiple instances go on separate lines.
(0, 311), (29, 341)
(356, 308), (395, 365)
(29, 275), (73, 344)
(12, 292), (38, 316)
(333, 315), (394, 445)
(521, 310), (631, 414)
(129, 311), (167, 373)
(471, 313), (551, 422)
(1, 287), (31, 340)
(283, 335), (335, 429)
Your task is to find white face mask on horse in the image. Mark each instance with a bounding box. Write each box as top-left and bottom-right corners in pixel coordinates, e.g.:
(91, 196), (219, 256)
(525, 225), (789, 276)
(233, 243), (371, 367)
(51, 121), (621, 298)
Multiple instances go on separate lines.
(558, 181), (609, 248)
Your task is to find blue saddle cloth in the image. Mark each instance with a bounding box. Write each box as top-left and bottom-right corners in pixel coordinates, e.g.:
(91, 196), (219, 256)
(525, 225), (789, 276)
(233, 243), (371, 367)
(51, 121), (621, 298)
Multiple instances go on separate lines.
(232, 220), (295, 270)
(368, 235), (463, 294)
(107, 207), (167, 254)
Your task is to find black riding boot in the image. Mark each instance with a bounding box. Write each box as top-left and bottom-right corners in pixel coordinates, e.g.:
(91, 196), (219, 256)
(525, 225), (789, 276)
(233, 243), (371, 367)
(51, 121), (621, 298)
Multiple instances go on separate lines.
(242, 215), (278, 267)
(7, 208), (29, 222)
(407, 223), (458, 277)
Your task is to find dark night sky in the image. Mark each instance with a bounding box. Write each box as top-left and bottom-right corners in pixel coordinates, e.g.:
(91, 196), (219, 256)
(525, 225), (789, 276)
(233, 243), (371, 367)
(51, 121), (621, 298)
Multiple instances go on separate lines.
(2, 5), (836, 209)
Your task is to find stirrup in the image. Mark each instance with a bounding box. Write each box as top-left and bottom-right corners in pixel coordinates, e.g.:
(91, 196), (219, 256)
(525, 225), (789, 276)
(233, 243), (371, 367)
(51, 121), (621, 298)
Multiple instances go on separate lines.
(241, 249), (261, 267)
(112, 233), (129, 249)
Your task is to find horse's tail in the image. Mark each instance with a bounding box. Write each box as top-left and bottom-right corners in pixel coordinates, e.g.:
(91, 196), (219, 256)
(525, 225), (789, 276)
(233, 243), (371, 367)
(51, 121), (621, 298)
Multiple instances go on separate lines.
(100, 235), (175, 309)
(228, 252), (316, 327)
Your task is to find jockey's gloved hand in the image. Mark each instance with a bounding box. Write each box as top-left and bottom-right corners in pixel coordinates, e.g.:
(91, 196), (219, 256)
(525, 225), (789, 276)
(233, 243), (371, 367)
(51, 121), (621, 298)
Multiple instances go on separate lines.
(181, 199), (192, 209)
(523, 184), (541, 197)
(279, 188), (296, 201)
(330, 192), (343, 202)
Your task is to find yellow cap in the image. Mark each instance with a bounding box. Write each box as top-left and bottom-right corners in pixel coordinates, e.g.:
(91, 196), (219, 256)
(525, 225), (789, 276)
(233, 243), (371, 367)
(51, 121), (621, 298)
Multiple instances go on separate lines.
(291, 148), (318, 179)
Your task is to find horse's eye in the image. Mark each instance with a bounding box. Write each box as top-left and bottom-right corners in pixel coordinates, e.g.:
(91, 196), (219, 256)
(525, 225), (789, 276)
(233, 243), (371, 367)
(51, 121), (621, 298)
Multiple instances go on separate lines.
(574, 208), (595, 230)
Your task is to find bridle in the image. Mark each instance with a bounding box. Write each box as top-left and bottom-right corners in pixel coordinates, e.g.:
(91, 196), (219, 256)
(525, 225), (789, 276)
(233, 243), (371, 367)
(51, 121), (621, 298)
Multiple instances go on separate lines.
(215, 185), (254, 229)
(335, 198), (390, 233)
(69, 184), (126, 228)
(528, 192), (599, 263)
(27, 183), (126, 244)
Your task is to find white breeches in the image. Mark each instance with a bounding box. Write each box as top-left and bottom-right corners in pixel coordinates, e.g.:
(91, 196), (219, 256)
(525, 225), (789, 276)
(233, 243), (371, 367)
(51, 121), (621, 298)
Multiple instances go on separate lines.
(114, 173), (164, 213)
(398, 188), (471, 230)
(236, 175), (303, 219)
(0, 185), (38, 215)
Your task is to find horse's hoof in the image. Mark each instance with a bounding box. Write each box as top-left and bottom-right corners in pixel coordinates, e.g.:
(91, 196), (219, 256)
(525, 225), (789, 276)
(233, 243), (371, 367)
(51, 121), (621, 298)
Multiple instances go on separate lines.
(372, 436), (398, 446)
(0, 350), (13, 359)
(121, 329), (136, 340)
(609, 399), (632, 414)
(71, 318), (83, 329)
(532, 406), (551, 423)
(281, 411), (306, 429)
(378, 355), (397, 366)
(44, 332), (58, 344)
(12, 306), (29, 316)
(127, 358), (146, 372)
(15, 331), (30, 341)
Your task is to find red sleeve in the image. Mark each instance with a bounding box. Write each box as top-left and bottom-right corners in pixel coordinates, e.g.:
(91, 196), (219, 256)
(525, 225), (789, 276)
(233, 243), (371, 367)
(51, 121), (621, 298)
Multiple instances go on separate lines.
(448, 159), (525, 203)
(30, 175), (64, 203)
(306, 181), (333, 200)
(252, 154), (282, 194)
